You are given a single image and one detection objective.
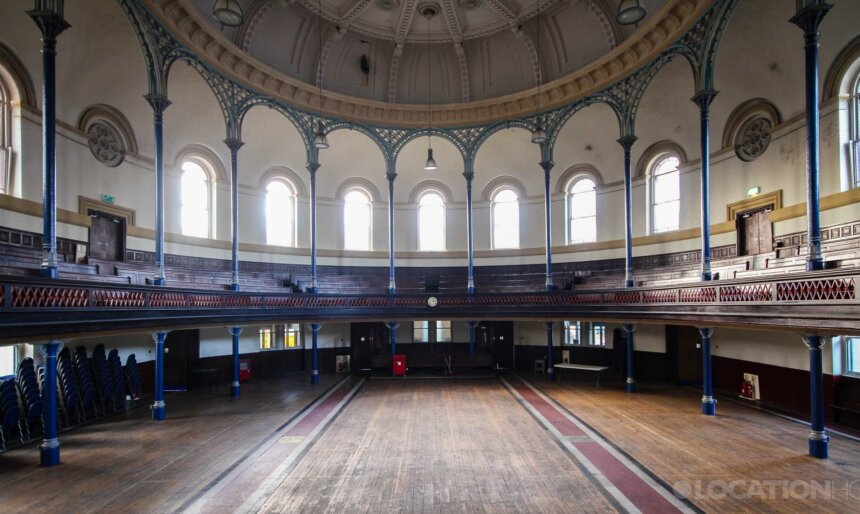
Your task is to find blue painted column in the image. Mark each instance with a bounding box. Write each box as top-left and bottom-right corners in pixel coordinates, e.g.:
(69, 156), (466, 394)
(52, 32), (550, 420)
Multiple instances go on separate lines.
(618, 136), (637, 288)
(692, 91), (717, 281)
(29, 7), (69, 279)
(464, 161), (476, 293)
(791, 3), (831, 271)
(151, 332), (167, 420)
(387, 166), (397, 294)
(225, 138), (244, 291)
(468, 321), (477, 355)
(38, 341), (63, 466)
(307, 154), (320, 293)
(145, 95), (171, 286)
(623, 324), (635, 393)
(310, 323), (320, 384)
(803, 335), (829, 458)
(390, 325), (396, 356)
(228, 327), (243, 397)
(699, 327), (716, 415)
(540, 144), (555, 291)
(546, 322), (554, 381)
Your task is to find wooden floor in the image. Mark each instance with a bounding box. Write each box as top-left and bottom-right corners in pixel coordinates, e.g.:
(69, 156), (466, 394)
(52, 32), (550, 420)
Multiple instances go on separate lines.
(1, 374), (858, 513)
(537, 376), (860, 513)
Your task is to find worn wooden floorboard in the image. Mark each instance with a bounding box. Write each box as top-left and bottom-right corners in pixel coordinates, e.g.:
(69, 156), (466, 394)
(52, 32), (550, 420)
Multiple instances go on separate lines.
(0, 373), (338, 514)
(257, 379), (618, 514)
(537, 376), (860, 513)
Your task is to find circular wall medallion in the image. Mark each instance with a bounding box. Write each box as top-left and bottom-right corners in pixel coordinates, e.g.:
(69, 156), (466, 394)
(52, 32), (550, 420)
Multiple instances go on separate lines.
(734, 116), (772, 162)
(87, 122), (126, 167)
(427, 296), (438, 307)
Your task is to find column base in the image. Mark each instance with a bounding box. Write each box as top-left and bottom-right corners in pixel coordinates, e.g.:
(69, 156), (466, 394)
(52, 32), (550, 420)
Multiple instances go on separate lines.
(151, 402), (166, 421)
(701, 271), (712, 281)
(701, 398), (716, 416)
(231, 382), (241, 397)
(806, 259), (824, 272)
(547, 368), (554, 381)
(626, 378), (635, 393)
(153, 277), (166, 286)
(229, 283), (240, 292)
(808, 432), (829, 459)
(39, 439), (60, 467)
(40, 266), (58, 279)
(311, 371), (319, 384)
(624, 279), (634, 288)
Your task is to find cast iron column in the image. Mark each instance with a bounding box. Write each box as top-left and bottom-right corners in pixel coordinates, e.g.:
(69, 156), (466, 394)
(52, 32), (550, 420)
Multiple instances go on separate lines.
(310, 323), (320, 384)
(464, 163), (476, 293)
(145, 95), (171, 286)
(699, 327), (716, 415)
(29, 6), (69, 279)
(540, 146), (555, 291)
(619, 136), (637, 288)
(790, 2), (832, 271)
(307, 156), (320, 293)
(803, 335), (829, 458)
(623, 323), (636, 393)
(692, 91), (717, 281)
(229, 326), (243, 397)
(151, 331), (167, 420)
(38, 341), (63, 466)
(468, 321), (477, 355)
(546, 322), (554, 381)
(387, 167), (397, 294)
(225, 138), (244, 291)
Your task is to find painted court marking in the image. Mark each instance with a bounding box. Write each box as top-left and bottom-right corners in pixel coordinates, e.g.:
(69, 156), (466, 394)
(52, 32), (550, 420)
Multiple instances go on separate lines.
(501, 375), (696, 514)
(182, 376), (365, 514)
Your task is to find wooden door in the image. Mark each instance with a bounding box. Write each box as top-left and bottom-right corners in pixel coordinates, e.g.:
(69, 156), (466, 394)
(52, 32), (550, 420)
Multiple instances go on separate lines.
(351, 322), (381, 371)
(164, 330), (199, 390)
(88, 210), (125, 261)
(667, 325), (703, 386)
(487, 321), (514, 369)
(738, 208), (772, 255)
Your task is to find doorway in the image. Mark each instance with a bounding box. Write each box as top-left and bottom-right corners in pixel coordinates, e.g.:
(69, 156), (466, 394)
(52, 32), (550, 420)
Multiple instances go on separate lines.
(737, 207), (773, 256)
(666, 325), (703, 386)
(88, 210), (126, 261)
(163, 330), (200, 391)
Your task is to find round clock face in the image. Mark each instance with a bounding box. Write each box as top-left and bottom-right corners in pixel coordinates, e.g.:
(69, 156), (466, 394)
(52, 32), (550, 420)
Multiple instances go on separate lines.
(427, 296), (438, 307)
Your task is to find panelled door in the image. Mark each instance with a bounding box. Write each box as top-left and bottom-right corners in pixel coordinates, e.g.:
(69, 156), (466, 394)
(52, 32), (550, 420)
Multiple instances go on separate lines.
(88, 210), (125, 261)
(738, 208), (773, 255)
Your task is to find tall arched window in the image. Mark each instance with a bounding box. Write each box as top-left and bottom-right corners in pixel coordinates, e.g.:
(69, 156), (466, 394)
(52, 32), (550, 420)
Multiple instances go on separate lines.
(567, 178), (596, 244)
(850, 70), (860, 189)
(344, 189), (372, 250)
(651, 155), (680, 233)
(0, 73), (10, 195)
(492, 188), (519, 249)
(418, 191), (445, 251)
(180, 160), (212, 238)
(266, 180), (296, 246)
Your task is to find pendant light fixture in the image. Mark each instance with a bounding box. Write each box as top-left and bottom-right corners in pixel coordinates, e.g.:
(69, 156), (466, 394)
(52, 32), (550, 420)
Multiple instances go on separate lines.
(213, 0), (244, 27)
(423, 9), (437, 171)
(531, 0), (547, 144)
(616, 0), (646, 26)
(313, 0), (329, 149)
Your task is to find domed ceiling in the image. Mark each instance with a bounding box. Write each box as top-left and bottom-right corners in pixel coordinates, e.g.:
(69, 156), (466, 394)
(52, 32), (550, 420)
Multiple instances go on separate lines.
(190, 0), (665, 105)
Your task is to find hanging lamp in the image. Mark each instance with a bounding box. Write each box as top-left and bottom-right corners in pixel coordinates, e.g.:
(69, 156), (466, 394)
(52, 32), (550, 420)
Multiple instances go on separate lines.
(616, 0), (646, 25)
(423, 9), (437, 170)
(314, 0), (329, 149)
(213, 0), (244, 27)
(531, 0), (547, 144)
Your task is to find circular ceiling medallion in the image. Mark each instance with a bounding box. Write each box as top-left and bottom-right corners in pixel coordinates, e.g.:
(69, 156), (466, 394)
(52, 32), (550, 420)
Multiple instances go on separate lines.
(376, 0), (399, 11)
(417, 2), (440, 19)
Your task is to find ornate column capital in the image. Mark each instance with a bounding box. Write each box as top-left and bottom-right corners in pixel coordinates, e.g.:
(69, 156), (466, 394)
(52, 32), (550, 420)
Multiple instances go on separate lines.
(144, 94), (172, 116)
(789, 3), (832, 35)
(27, 9), (70, 42)
(691, 90), (718, 111)
(228, 326), (244, 337)
(224, 138), (245, 154)
(617, 135), (638, 151)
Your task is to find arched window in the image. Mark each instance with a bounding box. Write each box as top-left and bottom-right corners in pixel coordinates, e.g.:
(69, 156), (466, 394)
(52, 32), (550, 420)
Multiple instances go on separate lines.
(266, 180), (296, 246)
(180, 160), (212, 238)
(418, 191), (445, 251)
(344, 189), (372, 250)
(850, 71), (860, 189)
(492, 188), (519, 249)
(567, 178), (596, 244)
(651, 155), (680, 233)
(0, 73), (10, 195)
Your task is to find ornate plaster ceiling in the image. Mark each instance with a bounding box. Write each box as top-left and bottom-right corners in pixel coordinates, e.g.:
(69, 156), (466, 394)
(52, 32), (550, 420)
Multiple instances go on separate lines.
(189, 0), (666, 104)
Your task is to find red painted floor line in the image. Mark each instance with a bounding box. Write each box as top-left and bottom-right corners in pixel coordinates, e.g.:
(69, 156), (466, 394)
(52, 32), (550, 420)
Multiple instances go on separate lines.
(507, 375), (683, 513)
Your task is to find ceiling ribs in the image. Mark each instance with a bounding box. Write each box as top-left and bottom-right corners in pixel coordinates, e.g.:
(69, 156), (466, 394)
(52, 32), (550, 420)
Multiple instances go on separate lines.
(340, 0), (375, 26)
(441, 0), (470, 102)
(484, 0), (519, 25)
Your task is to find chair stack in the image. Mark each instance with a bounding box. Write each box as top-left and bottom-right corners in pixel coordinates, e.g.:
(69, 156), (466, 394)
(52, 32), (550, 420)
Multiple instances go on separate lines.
(125, 354), (142, 401)
(0, 378), (23, 449)
(15, 358), (43, 440)
(56, 347), (82, 427)
(107, 349), (126, 406)
(91, 345), (115, 412)
(73, 346), (97, 418)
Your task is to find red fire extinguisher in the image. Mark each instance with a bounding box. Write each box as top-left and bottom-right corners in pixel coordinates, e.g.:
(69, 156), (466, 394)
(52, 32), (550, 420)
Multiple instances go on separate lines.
(741, 378), (754, 399)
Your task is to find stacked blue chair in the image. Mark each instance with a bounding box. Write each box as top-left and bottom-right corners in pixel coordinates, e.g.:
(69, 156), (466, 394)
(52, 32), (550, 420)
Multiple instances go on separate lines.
(56, 347), (82, 427)
(16, 358), (43, 440)
(72, 346), (97, 419)
(125, 354), (142, 401)
(91, 345), (114, 413)
(107, 349), (126, 407)
(0, 378), (24, 449)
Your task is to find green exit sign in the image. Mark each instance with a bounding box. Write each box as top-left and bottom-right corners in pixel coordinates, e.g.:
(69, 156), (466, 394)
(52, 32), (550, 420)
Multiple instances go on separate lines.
(101, 194), (115, 204)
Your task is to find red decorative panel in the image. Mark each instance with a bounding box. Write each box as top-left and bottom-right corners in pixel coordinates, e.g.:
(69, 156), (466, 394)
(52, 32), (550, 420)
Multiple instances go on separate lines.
(150, 292), (186, 308)
(393, 297), (427, 307)
(11, 287), (88, 308)
(223, 296), (259, 308)
(265, 296), (305, 308)
(188, 294), (222, 308)
(719, 284), (772, 302)
(349, 297), (390, 308)
(679, 287), (717, 303)
(564, 293), (602, 304)
(92, 290), (146, 308)
(604, 291), (641, 304)
(776, 278), (855, 301)
(642, 290), (677, 303)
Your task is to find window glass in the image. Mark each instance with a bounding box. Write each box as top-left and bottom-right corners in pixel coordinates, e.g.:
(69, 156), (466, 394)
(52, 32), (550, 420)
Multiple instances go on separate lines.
(492, 188), (519, 249)
(0, 346), (15, 377)
(284, 323), (302, 349)
(259, 327), (273, 350)
(563, 321), (582, 345)
(266, 181), (295, 246)
(413, 321), (430, 343)
(418, 192), (445, 251)
(591, 323), (606, 347)
(569, 178), (596, 244)
(848, 337), (860, 375)
(344, 189), (372, 250)
(181, 161), (211, 238)
(652, 156), (680, 233)
(436, 321), (452, 343)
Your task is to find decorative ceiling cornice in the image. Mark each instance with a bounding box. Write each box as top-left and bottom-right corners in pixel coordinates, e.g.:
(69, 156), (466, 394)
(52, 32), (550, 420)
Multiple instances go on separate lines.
(145, 0), (710, 128)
